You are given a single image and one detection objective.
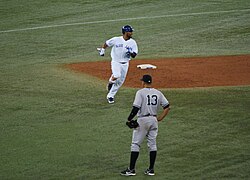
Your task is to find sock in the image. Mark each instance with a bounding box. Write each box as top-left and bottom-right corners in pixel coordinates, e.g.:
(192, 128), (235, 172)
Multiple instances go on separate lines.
(129, 151), (139, 170)
(149, 151), (157, 170)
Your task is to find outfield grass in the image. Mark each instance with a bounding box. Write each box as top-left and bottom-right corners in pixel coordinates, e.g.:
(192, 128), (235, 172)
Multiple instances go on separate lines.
(1, 0), (250, 179)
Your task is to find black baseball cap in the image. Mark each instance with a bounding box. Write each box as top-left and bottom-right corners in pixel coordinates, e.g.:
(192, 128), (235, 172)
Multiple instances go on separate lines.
(141, 74), (152, 84)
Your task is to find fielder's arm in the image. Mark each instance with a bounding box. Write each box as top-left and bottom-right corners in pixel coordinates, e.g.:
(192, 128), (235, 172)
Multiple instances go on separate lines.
(127, 106), (140, 121)
(157, 105), (170, 122)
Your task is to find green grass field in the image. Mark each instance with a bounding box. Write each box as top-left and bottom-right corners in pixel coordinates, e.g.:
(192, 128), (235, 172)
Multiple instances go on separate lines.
(1, 0), (250, 179)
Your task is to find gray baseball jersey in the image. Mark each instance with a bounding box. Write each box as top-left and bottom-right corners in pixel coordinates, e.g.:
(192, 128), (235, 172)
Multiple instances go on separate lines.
(133, 88), (169, 117)
(131, 88), (169, 152)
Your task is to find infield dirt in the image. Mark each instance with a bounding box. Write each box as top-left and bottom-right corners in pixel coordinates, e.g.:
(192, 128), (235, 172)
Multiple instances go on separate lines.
(66, 55), (250, 88)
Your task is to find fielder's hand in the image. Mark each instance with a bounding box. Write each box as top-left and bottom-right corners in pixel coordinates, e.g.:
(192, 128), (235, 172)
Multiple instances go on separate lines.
(97, 48), (105, 56)
(126, 120), (139, 129)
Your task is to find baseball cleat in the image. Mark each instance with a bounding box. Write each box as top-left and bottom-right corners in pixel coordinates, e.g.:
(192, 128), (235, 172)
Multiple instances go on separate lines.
(106, 83), (113, 92)
(107, 97), (114, 104)
(120, 168), (136, 176)
(144, 169), (155, 176)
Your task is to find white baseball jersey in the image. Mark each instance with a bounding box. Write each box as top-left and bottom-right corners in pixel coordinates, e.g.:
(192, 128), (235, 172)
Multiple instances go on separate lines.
(133, 88), (169, 117)
(106, 36), (138, 63)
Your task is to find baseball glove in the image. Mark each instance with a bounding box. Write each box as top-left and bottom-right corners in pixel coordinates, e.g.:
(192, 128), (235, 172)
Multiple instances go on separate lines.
(126, 120), (139, 129)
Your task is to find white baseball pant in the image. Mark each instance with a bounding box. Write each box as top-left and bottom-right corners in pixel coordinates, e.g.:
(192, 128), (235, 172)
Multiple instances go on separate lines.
(107, 61), (129, 98)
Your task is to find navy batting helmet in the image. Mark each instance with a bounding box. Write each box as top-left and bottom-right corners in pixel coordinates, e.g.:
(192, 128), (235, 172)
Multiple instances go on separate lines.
(122, 25), (134, 34)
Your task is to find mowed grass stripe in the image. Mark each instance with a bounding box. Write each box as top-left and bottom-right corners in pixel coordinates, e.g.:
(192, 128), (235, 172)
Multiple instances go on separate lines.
(1, 8), (249, 33)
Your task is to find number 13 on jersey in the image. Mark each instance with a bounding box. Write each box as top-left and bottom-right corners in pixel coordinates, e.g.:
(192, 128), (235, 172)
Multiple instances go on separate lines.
(147, 95), (158, 105)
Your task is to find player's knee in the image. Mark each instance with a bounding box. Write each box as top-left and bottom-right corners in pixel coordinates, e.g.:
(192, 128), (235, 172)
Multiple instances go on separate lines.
(112, 73), (121, 80)
(131, 143), (140, 152)
(148, 144), (157, 152)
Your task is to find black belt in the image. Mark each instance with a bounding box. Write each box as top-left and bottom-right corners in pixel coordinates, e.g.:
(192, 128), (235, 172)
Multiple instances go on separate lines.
(139, 114), (157, 118)
(120, 62), (127, 64)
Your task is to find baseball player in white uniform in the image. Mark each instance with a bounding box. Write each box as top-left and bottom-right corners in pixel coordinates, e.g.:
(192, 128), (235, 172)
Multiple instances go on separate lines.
(97, 25), (138, 104)
(121, 75), (170, 176)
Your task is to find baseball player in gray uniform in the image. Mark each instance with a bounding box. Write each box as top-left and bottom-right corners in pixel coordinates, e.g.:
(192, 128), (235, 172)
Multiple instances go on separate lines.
(97, 25), (138, 104)
(121, 74), (170, 176)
